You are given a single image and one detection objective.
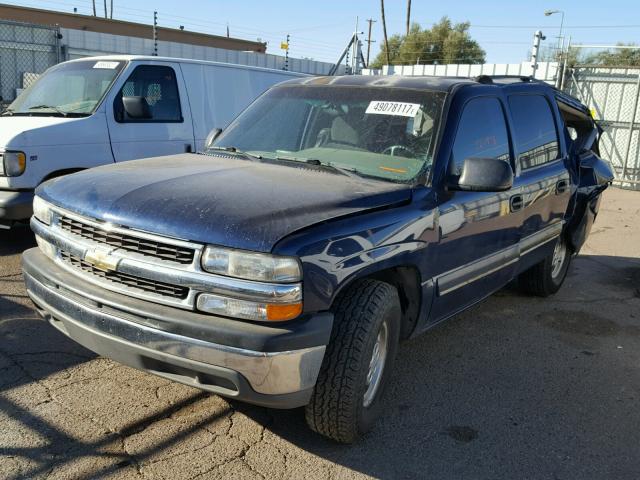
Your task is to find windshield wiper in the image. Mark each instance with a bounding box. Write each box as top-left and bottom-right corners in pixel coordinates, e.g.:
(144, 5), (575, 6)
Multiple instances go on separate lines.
(274, 155), (361, 178)
(207, 146), (262, 161)
(28, 105), (68, 117)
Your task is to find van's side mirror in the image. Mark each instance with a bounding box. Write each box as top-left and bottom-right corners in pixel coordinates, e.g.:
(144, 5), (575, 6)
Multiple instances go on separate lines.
(122, 96), (152, 119)
(205, 128), (222, 149)
(448, 157), (513, 192)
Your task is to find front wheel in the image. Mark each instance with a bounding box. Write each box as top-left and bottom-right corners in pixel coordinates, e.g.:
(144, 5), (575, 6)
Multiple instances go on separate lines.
(519, 236), (572, 296)
(305, 279), (401, 443)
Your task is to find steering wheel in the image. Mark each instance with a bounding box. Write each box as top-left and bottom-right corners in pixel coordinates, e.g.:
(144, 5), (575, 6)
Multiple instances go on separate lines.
(381, 145), (415, 157)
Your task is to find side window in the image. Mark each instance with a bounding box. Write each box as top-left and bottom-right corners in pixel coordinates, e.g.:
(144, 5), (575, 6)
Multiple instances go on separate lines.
(508, 94), (559, 169)
(450, 97), (511, 176)
(115, 65), (182, 123)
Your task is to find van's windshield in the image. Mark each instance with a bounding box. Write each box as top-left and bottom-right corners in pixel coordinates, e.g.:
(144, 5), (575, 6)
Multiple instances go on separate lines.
(6, 60), (125, 117)
(211, 85), (446, 183)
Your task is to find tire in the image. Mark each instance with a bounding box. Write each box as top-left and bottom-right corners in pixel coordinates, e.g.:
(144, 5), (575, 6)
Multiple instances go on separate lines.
(519, 236), (572, 297)
(305, 279), (401, 443)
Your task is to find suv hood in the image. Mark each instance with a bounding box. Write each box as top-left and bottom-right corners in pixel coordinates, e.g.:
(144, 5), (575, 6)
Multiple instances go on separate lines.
(0, 116), (78, 148)
(38, 154), (413, 252)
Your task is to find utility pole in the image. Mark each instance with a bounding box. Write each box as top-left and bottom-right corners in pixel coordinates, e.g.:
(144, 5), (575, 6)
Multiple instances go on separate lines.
(530, 30), (545, 77)
(91, 0), (96, 16)
(153, 11), (158, 56)
(365, 18), (376, 66)
(406, 0), (411, 35)
(380, 0), (390, 65)
(103, 0), (107, 18)
(283, 34), (290, 71)
(110, 0), (113, 19)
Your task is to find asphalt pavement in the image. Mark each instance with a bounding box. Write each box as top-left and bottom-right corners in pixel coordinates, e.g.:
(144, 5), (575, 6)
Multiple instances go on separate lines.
(1, 187), (639, 480)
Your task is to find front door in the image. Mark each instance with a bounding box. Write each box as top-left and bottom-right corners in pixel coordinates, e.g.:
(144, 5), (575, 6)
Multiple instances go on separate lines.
(107, 62), (194, 162)
(430, 93), (521, 321)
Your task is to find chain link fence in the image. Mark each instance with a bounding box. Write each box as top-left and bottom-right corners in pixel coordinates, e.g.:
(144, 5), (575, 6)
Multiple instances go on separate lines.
(565, 66), (640, 188)
(0, 19), (60, 105)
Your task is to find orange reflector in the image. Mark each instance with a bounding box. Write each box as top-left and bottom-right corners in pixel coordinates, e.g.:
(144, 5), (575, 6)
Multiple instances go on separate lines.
(379, 166), (407, 173)
(266, 302), (303, 321)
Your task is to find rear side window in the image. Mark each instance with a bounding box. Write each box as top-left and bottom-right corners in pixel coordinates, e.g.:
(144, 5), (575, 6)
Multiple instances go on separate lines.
(508, 95), (559, 169)
(115, 65), (182, 122)
(450, 97), (511, 176)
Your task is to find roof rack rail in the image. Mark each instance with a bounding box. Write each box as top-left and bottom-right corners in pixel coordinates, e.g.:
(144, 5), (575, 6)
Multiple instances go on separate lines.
(472, 75), (540, 85)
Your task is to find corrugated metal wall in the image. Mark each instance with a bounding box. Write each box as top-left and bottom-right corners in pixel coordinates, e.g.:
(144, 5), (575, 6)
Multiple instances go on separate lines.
(61, 28), (342, 75)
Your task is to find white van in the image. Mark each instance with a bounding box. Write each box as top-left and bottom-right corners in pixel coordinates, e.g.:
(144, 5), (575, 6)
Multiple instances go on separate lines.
(0, 55), (306, 227)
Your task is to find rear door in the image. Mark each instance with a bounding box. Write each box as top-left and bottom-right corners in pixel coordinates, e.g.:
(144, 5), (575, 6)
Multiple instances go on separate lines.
(507, 91), (571, 266)
(106, 62), (195, 162)
(430, 91), (520, 321)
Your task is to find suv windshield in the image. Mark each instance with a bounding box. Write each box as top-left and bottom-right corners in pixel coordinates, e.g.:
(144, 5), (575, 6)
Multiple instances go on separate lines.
(211, 85), (446, 182)
(6, 60), (125, 117)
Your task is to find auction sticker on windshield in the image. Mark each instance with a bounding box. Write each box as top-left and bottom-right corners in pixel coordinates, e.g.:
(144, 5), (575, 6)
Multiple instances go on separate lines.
(93, 61), (120, 69)
(366, 101), (420, 117)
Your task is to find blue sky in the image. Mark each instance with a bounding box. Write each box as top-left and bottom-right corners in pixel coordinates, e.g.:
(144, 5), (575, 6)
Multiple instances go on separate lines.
(8, 0), (640, 64)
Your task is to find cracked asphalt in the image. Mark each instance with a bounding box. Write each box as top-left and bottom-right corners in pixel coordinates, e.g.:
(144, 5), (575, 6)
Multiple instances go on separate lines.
(1, 187), (640, 480)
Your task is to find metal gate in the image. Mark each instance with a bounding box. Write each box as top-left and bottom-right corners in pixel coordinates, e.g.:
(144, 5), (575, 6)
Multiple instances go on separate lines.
(0, 19), (60, 104)
(565, 66), (640, 188)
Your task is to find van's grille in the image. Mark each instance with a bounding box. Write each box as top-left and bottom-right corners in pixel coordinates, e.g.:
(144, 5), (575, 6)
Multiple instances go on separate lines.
(60, 251), (189, 299)
(59, 216), (195, 265)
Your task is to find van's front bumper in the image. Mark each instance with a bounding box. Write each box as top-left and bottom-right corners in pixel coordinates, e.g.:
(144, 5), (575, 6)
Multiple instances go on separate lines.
(0, 189), (33, 222)
(22, 248), (332, 409)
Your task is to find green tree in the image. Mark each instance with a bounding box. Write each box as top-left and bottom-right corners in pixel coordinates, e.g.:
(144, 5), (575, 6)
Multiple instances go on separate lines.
(586, 43), (640, 67)
(371, 17), (486, 68)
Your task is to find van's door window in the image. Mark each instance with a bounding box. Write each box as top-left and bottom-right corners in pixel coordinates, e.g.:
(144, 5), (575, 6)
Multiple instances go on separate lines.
(450, 97), (511, 176)
(115, 65), (182, 122)
(508, 94), (560, 169)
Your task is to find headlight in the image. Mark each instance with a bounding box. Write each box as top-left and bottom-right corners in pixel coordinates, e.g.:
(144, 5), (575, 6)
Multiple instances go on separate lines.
(202, 246), (301, 283)
(33, 196), (53, 225)
(197, 293), (302, 322)
(35, 235), (56, 260)
(2, 151), (26, 176)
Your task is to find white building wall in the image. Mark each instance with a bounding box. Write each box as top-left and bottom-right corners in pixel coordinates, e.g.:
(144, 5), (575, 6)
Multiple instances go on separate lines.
(60, 28), (343, 75)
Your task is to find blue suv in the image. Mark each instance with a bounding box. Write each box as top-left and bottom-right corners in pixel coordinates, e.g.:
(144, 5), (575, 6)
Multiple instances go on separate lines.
(22, 75), (613, 443)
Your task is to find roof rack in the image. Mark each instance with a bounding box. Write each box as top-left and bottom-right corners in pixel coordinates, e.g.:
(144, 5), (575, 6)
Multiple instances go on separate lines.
(473, 75), (542, 85)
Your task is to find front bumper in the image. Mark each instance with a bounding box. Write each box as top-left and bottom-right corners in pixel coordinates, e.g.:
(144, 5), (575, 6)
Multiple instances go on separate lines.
(22, 248), (332, 408)
(0, 189), (33, 221)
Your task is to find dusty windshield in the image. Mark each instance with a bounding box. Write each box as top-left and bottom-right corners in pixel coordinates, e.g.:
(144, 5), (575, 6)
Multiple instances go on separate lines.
(211, 85), (446, 182)
(6, 60), (125, 117)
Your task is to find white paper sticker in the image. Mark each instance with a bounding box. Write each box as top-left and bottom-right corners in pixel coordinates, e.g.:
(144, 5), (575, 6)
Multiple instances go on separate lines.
(366, 101), (420, 117)
(93, 61), (120, 69)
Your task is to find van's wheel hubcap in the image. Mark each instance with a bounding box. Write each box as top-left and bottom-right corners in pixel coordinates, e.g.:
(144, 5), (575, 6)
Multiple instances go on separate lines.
(363, 320), (389, 408)
(551, 240), (567, 279)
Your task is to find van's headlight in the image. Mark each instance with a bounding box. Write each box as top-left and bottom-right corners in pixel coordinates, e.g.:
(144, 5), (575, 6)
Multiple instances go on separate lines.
(201, 246), (301, 283)
(3, 151), (26, 176)
(33, 196), (53, 225)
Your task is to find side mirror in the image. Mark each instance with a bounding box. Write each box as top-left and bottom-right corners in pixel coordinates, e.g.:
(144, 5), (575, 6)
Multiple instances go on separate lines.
(122, 96), (152, 119)
(448, 157), (513, 192)
(205, 128), (222, 149)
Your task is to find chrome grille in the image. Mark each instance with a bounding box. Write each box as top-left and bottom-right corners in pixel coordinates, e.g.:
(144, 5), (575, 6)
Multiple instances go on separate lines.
(60, 251), (189, 299)
(59, 216), (195, 264)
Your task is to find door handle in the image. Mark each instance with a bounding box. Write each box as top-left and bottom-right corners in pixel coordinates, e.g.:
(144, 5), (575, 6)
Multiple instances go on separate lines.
(510, 194), (524, 212)
(556, 179), (568, 194)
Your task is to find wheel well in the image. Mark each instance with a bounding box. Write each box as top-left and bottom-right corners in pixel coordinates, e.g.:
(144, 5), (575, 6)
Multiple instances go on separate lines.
(41, 168), (85, 182)
(368, 266), (422, 340)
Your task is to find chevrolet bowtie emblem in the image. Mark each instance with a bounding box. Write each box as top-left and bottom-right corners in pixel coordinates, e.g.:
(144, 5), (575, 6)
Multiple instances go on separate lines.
(84, 249), (119, 272)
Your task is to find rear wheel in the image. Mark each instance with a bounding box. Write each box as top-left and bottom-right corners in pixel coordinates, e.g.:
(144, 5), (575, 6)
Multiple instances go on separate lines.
(519, 236), (571, 296)
(305, 279), (401, 443)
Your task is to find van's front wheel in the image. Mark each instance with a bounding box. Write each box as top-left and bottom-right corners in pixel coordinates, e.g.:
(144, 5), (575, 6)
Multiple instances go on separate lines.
(305, 279), (401, 443)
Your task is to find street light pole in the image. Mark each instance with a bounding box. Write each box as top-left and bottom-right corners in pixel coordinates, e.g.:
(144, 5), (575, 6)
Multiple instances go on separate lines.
(544, 9), (565, 53)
